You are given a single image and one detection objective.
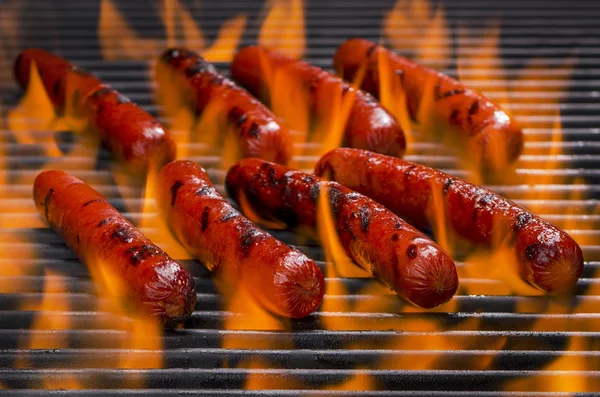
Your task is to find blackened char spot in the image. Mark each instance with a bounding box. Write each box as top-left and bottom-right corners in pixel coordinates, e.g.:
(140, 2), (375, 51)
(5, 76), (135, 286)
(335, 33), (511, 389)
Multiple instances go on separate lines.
(163, 48), (181, 62)
(366, 44), (378, 57)
(227, 106), (246, 126)
(76, 235), (80, 245)
(83, 198), (104, 207)
(248, 123), (260, 138)
(266, 165), (278, 188)
(406, 244), (417, 259)
(98, 218), (111, 227)
(342, 85), (350, 94)
(525, 243), (537, 260)
(442, 178), (455, 195)
(394, 220), (402, 230)
(391, 233), (399, 241)
(240, 229), (259, 256)
(221, 210), (238, 222)
(328, 185), (344, 217)
(185, 60), (208, 76)
(514, 212), (533, 231)
(170, 180), (184, 206)
(477, 193), (494, 206)
(468, 100), (480, 118)
(404, 164), (418, 184)
(43, 188), (54, 221)
(436, 89), (466, 100)
(128, 244), (160, 266)
(309, 183), (320, 202)
(201, 207), (209, 231)
(449, 109), (460, 125)
(111, 226), (134, 243)
(196, 186), (213, 196)
(359, 205), (370, 233)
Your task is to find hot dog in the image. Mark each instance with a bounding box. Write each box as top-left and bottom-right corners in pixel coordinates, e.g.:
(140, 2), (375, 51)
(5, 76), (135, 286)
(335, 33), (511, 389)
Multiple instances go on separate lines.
(315, 148), (584, 293)
(14, 49), (176, 175)
(333, 38), (524, 175)
(225, 158), (458, 309)
(156, 48), (292, 164)
(231, 46), (406, 157)
(33, 170), (196, 328)
(157, 160), (324, 318)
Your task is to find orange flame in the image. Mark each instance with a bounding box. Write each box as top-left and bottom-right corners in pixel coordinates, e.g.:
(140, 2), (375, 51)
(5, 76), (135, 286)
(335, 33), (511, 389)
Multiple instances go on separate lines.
(383, 0), (451, 68)
(99, 0), (246, 62)
(258, 0), (306, 59)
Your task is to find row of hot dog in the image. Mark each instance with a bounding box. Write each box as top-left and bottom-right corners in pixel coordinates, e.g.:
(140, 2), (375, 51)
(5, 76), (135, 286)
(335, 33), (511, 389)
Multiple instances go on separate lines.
(17, 39), (583, 328)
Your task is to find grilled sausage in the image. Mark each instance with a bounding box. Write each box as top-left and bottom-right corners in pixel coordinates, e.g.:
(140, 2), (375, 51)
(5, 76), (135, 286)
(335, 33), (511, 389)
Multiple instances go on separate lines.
(156, 48), (292, 164)
(315, 148), (584, 293)
(333, 38), (524, 175)
(226, 158), (458, 309)
(14, 49), (176, 175)
(157, 160), (324, 318)
(231, 46), (406, 157)
(33, 170), (196, 328)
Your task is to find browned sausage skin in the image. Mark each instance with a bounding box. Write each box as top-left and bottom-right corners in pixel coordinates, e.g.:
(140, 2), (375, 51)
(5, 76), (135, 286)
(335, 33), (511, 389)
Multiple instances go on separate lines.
(157, 160), (324, 318)
(333, 38), (524, 176)
(315, 148), (584, 293)
(225, 158), (458, 309)
(33, 170), (196, 328)
(14, 49), (176, 175)
(230, 46), (406, 157)
(156, 48), (292, 164)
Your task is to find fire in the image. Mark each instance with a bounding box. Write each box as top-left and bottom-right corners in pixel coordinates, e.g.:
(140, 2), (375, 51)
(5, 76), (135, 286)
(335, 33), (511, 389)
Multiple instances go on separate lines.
(258, 0), (305, 59)
(383, 0), (451, 69)
(99, 0), (246, 62)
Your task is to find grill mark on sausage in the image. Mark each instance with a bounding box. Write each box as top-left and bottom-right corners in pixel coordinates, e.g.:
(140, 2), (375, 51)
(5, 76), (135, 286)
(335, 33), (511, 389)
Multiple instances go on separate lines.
(406, 244), (417, 259)
(404, 164), (418, 185)
(328, 185), (344, 217)
(83, 198), (104, 207)
(391, 233), (399, 241)
(436, 88), (466, 100)
(309, 183), (320, 202)
(240, 229), (260, 256)
(128, 244), (160, 266)
(53, 80), (61, 98)
(228, 106), (247, 127)
(201, 207), (209, 231)
(442, 178), (455, 195)
(343, 217), (357, 239)
(468, 100), (480, 125)
(163, 48), (181, 62)
(111, 226), (134, 243)
(266, 165), (278, 188)
(70, 65), (90, 76)
(472, 192), (494, 222)
(514, 212), (533, 231)
(359, 205), (371, 233)
(248, 123), (260, 138)
(91, 87), (113, 98)
(449, 109), (460, 125)
(43, 188), (54, 221)
(170, 180), (184, 206)
(525, 243), (538, 260)
(76, 235), (80, 245)
(394, 220), (402, 230)
(98, 218), (111, 227)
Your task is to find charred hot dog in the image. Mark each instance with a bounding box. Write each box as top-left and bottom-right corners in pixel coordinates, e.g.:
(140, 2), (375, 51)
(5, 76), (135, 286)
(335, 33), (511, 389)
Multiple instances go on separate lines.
(225, 158), (458, 309)
(33, 170), (196, 328)
(157, 160), (324, 318)
(315, 148), (584, 293)
(156, 48), (292, 164)
(333, 38), (524, 175)
(231, 46), (406, 157)
(15, 49), (176, 175)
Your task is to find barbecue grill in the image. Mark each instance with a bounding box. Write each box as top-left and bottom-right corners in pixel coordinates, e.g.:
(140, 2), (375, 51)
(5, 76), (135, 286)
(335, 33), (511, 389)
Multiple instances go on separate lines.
(1, 0), (600, 394)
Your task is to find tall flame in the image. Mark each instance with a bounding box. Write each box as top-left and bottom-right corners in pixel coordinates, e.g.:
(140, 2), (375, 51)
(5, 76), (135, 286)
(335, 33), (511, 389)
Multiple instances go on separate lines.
(99, 0), (246, 62)
(258, 0), (305, 59)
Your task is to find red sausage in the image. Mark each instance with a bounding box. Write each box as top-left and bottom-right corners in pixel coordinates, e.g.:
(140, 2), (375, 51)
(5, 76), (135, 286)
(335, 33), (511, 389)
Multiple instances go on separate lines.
(156, 48), (292, 164)
(14, 49), (176, 175)
(333, 38), (524, 175)
(315, 148), (584, 293)
(231, 46), (406, 157)
(157, 160), (324, 318)
(33, 170), (196, 328)
(226, 158), (458, 309)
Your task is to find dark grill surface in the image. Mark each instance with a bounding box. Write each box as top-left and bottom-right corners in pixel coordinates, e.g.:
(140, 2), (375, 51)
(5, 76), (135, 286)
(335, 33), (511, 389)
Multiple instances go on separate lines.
(1, 0), (600, 395)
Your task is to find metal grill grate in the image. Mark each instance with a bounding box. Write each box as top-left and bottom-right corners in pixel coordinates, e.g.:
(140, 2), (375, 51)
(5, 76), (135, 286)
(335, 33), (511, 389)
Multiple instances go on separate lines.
(1, 0), (600, 394)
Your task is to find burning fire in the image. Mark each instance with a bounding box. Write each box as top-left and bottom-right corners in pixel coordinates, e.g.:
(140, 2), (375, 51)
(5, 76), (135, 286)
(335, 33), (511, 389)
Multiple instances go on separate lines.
(1, 0), (598, 393)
